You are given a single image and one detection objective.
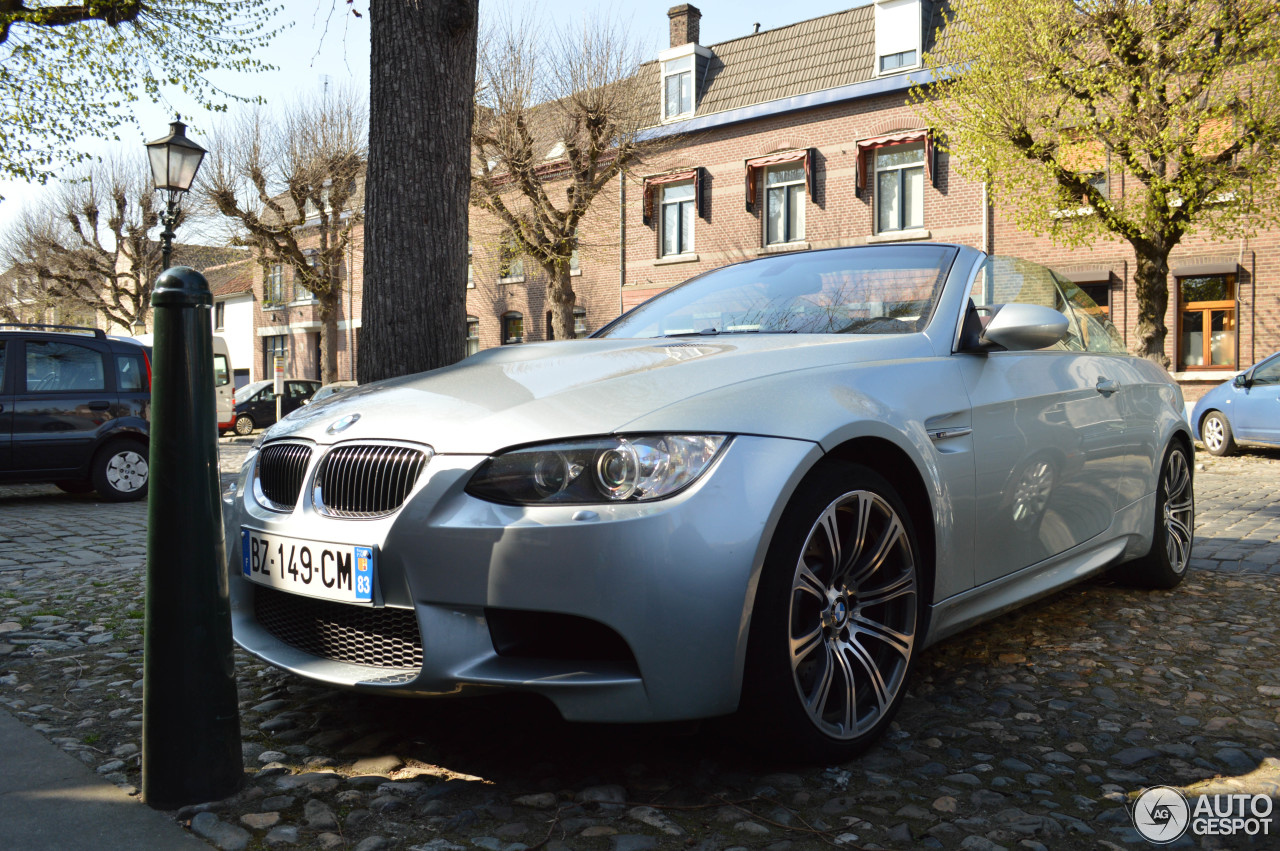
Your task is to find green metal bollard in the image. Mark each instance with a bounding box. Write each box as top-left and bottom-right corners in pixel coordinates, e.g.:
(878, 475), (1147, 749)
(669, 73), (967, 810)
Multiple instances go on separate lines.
(142, 267), (243, 808)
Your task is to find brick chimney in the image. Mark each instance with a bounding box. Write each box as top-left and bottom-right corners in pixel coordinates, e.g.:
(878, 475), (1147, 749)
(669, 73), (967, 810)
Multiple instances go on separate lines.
(668, 4), (701, 48)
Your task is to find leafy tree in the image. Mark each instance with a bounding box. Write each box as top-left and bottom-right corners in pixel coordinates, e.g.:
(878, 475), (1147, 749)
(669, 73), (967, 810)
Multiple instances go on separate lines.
(200, 86), (366, 385)
(359, 0), (477, 383)
(0, 0), (279, 192)
(1, 153), (167, 330)
(915, 0), (1280, 365)
(471, 15), (658, 342)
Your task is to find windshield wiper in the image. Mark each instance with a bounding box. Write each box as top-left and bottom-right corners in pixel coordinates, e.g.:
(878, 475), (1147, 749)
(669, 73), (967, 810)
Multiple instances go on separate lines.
(660, 328), (773, 338)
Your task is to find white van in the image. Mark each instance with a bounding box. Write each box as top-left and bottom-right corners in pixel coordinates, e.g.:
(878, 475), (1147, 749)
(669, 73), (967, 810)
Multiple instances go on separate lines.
(213, 335), (234, 432)
(129, 332), (234, 432)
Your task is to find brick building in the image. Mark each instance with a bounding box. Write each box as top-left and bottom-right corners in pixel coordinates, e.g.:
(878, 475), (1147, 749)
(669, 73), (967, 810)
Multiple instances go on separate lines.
(465, 1), (1279, 402)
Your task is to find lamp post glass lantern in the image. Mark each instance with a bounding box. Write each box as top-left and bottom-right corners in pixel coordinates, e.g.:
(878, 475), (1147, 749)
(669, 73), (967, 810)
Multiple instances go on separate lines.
(146, 119), (206, 270)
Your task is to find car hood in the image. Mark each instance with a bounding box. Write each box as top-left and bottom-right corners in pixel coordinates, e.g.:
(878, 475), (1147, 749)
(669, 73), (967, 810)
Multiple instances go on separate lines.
(266, 334), (929, 454)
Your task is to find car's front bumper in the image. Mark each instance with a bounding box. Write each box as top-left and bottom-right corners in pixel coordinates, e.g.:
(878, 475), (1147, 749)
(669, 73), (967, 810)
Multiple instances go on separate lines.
(226, 434), (821, 722)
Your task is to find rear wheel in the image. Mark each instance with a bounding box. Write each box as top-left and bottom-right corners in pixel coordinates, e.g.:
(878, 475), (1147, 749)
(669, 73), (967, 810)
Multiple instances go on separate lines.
(740, 462), (922, 763)
(91, 440), (149, 502)
(1113, 443), (1194, 589)
(234, 414), (255, 436)
(1200, 412), (1235, 456)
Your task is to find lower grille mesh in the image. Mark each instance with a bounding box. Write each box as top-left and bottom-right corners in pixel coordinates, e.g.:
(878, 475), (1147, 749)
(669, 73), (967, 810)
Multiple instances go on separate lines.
(254, 587), (423, 669)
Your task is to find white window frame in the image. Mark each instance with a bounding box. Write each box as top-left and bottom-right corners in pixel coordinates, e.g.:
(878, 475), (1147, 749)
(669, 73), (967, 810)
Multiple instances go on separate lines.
(466, 316), (479, 355)
(764, 164), (806, 246)
(874, 0), (923, 77)
(660, 181), (696, 257)
(874, 143), (926, 234)
(657, 43), (710, 122)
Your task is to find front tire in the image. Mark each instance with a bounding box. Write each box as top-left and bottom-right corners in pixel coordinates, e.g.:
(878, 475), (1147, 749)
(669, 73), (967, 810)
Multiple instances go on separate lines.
(1113, 443), (1194, 589)
(234, 414), (255, 436)
(741, 462), (922, 763)
(91, 440), (149, 502)
(1200, 411), (1235, 456)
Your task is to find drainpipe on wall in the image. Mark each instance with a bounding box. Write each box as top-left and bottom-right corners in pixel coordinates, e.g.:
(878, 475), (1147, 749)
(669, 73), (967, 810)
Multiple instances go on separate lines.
(619, 173), (627, 317)
(1250, 248), (1256, 366)
(348, 236), (356, 381)
(1122, 260), (1128, 347)
(981, 180), (990, 254)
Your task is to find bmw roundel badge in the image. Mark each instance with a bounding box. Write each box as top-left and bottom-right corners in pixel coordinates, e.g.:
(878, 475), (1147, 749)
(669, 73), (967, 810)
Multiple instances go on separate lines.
(326, 413), (361, 434)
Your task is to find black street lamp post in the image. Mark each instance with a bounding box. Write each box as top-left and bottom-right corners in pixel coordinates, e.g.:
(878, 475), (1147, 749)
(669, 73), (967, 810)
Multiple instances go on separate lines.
(140, 121), (241, 809)
(145, 119), (206, 269)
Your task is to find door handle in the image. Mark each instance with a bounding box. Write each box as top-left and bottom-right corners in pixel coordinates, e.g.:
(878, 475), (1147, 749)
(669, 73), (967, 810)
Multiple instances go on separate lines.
(88, 401), (111, 411)
(1095, 378), (1120, 396)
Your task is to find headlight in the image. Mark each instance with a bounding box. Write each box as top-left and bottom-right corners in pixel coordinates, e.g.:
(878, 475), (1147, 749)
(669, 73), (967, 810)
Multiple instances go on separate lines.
(466, 434), (728, 505)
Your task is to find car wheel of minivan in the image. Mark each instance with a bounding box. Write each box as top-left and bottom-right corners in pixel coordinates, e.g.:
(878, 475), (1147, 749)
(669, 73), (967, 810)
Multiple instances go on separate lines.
(234, 414), (255, 436)
(92, 440), (149, 502)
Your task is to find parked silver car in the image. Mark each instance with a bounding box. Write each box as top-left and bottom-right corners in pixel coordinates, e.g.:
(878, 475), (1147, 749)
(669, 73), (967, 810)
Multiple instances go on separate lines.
(224, 244), (1193, 762)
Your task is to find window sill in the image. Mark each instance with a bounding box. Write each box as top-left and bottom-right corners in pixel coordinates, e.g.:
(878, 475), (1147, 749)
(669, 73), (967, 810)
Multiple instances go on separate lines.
(1171, 369), (1238, 380)
(756, 242), (810, 255)
(262, 304), (288, 311)
(866, 229), (931, 244)
(654, 253), (699, 266)
(570, 269), (582, 277)
(498, 276), (526, 285)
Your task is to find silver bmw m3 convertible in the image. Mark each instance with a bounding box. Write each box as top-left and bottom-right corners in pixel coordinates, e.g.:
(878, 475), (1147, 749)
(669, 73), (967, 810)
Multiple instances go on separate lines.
(225, 243), (1194, 762)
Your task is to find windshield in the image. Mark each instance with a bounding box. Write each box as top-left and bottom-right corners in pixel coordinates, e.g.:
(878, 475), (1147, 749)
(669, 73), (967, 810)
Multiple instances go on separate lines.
(598, 245), (958, 339)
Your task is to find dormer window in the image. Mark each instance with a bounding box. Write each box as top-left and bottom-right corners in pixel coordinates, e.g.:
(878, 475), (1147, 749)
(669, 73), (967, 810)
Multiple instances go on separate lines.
(658, 40), (710, 123)
(874, 0), (922, 76)
(663, 55), (694, 119)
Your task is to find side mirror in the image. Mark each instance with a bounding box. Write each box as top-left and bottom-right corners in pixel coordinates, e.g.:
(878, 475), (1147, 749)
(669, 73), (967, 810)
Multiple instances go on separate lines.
(1233, 373), (1250, 388)
(980, 304), (1070, 351)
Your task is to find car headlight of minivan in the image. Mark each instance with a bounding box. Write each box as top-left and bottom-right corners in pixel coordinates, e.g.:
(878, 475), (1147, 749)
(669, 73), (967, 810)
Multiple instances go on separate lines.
(466, 434), (728, 505)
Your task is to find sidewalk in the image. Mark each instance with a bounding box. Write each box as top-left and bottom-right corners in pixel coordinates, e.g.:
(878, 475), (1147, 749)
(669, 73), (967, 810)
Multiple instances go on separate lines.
(0, 707), (207, 850)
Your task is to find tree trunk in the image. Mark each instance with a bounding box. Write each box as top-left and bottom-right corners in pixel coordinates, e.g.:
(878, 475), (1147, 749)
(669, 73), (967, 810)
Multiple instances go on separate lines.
(360, 0), (478, 384)
(1130, 243), (1173, 368)
(319, 288), (341, 385)
(546, 259), (576, 340)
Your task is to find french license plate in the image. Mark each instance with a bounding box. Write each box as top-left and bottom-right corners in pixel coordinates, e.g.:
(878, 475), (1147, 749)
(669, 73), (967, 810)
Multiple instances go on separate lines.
(241, 528), (374, 604)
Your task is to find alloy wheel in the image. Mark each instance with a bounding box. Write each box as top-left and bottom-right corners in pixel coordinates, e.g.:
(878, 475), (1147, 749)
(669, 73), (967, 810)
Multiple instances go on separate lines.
(1162, 449), (1194, 573)
(1202, 417), (1225, 453)
(788, 490), (918, 740)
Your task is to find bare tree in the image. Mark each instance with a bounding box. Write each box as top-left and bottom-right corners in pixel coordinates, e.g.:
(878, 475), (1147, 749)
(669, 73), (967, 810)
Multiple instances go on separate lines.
(1, 154), (166, 330)
(200, 87), (367, 385)
(360, 0), (478, 382)
(471, 14), (663, 341)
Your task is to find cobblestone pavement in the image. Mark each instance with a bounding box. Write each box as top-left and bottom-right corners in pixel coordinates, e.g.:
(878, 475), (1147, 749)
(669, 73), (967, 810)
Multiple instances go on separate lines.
(1, 441), (1278, 850)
